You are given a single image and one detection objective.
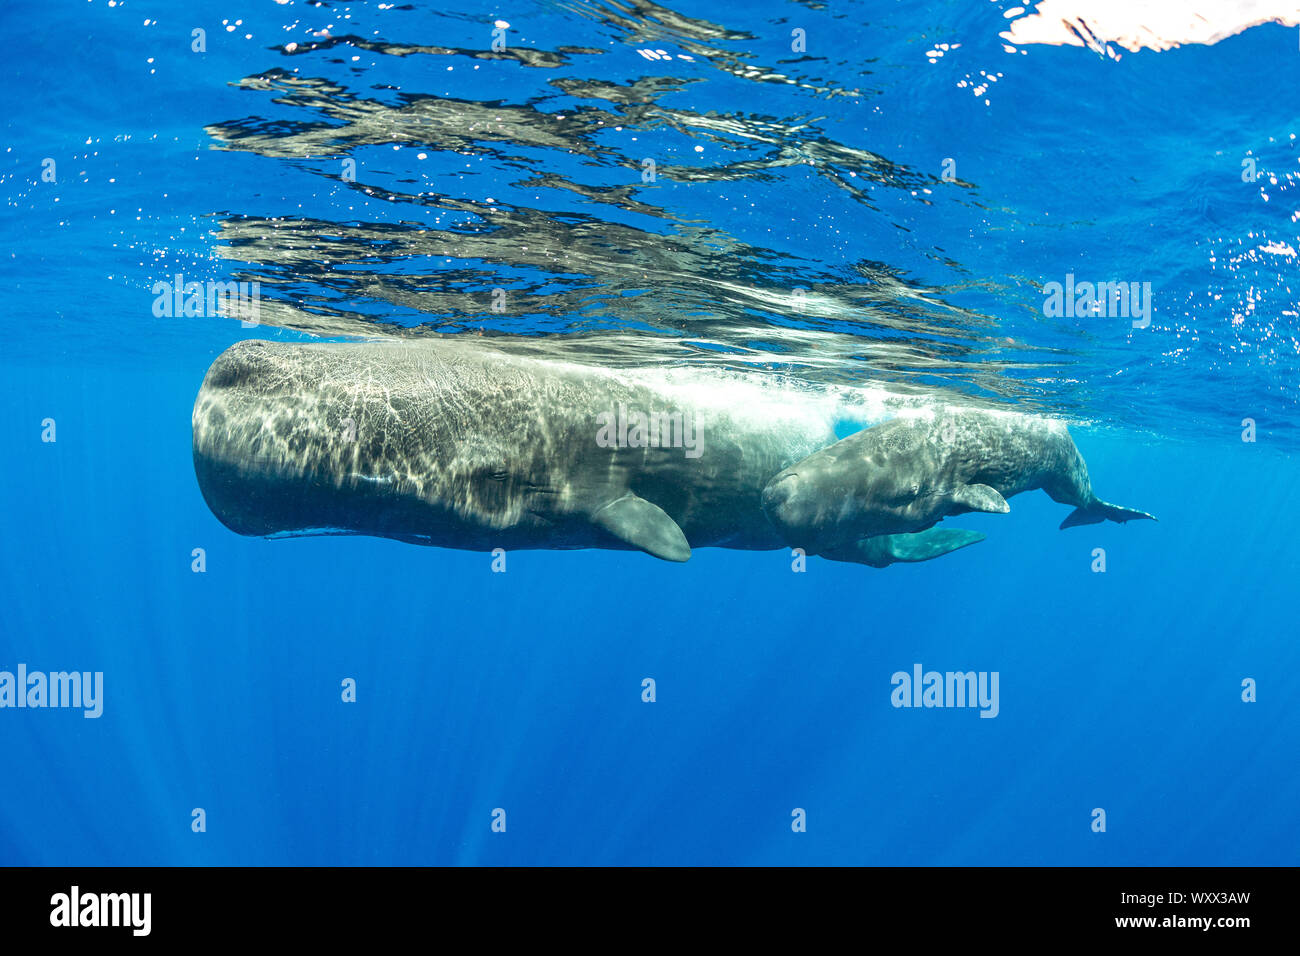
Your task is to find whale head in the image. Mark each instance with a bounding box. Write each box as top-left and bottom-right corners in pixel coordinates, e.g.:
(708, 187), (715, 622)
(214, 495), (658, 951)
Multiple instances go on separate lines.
(191, 339), (555, 545)
(760, 428), (938, 552)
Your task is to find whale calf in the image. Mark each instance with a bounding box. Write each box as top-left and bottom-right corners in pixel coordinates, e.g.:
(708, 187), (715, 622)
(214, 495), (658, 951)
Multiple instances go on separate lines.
(761, 406), (1156, 556)
(192, 338), (1150, 567)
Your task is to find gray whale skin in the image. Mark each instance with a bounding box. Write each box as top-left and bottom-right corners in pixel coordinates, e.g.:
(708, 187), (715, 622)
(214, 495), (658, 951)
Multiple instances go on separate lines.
(192, 339), (1155, 568)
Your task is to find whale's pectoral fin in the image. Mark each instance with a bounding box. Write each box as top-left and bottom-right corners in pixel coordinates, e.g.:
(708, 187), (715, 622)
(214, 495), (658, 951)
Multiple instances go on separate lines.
(592, 493), (691, 562)
(822, 528), (986, 568)
(948, 483), (1010, 515)
(1060, 498), (1157, 530)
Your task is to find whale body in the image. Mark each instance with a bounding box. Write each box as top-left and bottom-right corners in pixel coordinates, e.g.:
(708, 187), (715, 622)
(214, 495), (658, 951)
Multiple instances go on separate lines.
(191, 338), (1151, 567)
(761, 406), (1156, 557)
(192, 338), (874, 562)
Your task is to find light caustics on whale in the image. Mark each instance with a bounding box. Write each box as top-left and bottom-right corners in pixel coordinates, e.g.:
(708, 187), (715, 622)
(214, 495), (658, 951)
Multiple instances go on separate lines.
(192, 338), (1155, 568)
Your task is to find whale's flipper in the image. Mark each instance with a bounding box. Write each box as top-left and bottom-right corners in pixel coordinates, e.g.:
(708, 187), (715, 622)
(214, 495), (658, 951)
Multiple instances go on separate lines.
(823, 528), (986, 568)
(1059, 498), (1158, 530)
(592, 493), (691, 562)
(949, 483), (1010, 515)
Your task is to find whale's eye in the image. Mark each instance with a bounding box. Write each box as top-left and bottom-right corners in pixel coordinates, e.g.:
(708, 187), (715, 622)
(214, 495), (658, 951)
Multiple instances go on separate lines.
(489, 469), (508, 482)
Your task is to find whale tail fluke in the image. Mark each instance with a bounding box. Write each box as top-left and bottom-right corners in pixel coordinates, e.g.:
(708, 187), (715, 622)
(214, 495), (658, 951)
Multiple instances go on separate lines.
(1060, 498), (1157, 530)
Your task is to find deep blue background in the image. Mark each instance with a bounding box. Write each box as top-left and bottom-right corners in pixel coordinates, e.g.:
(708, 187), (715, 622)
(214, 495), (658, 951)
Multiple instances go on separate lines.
(1, 0), (1297, 864)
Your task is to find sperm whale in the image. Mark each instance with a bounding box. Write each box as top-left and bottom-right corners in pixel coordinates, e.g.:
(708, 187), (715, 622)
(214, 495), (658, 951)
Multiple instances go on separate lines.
(192, 338), (1152, 567)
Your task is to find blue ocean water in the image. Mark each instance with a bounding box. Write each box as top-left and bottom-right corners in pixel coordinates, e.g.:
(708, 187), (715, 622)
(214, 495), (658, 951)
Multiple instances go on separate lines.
(1, 0), (1298, 865)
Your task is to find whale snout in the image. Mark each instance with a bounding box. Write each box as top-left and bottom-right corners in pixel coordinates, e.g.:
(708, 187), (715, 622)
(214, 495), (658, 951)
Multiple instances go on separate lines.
(761, 471), (807, 530)
(763, 450), (892, 552)
(193, 340), (311, 537)
(762, 468), (855, 552)
(203, 338), (279, 391)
